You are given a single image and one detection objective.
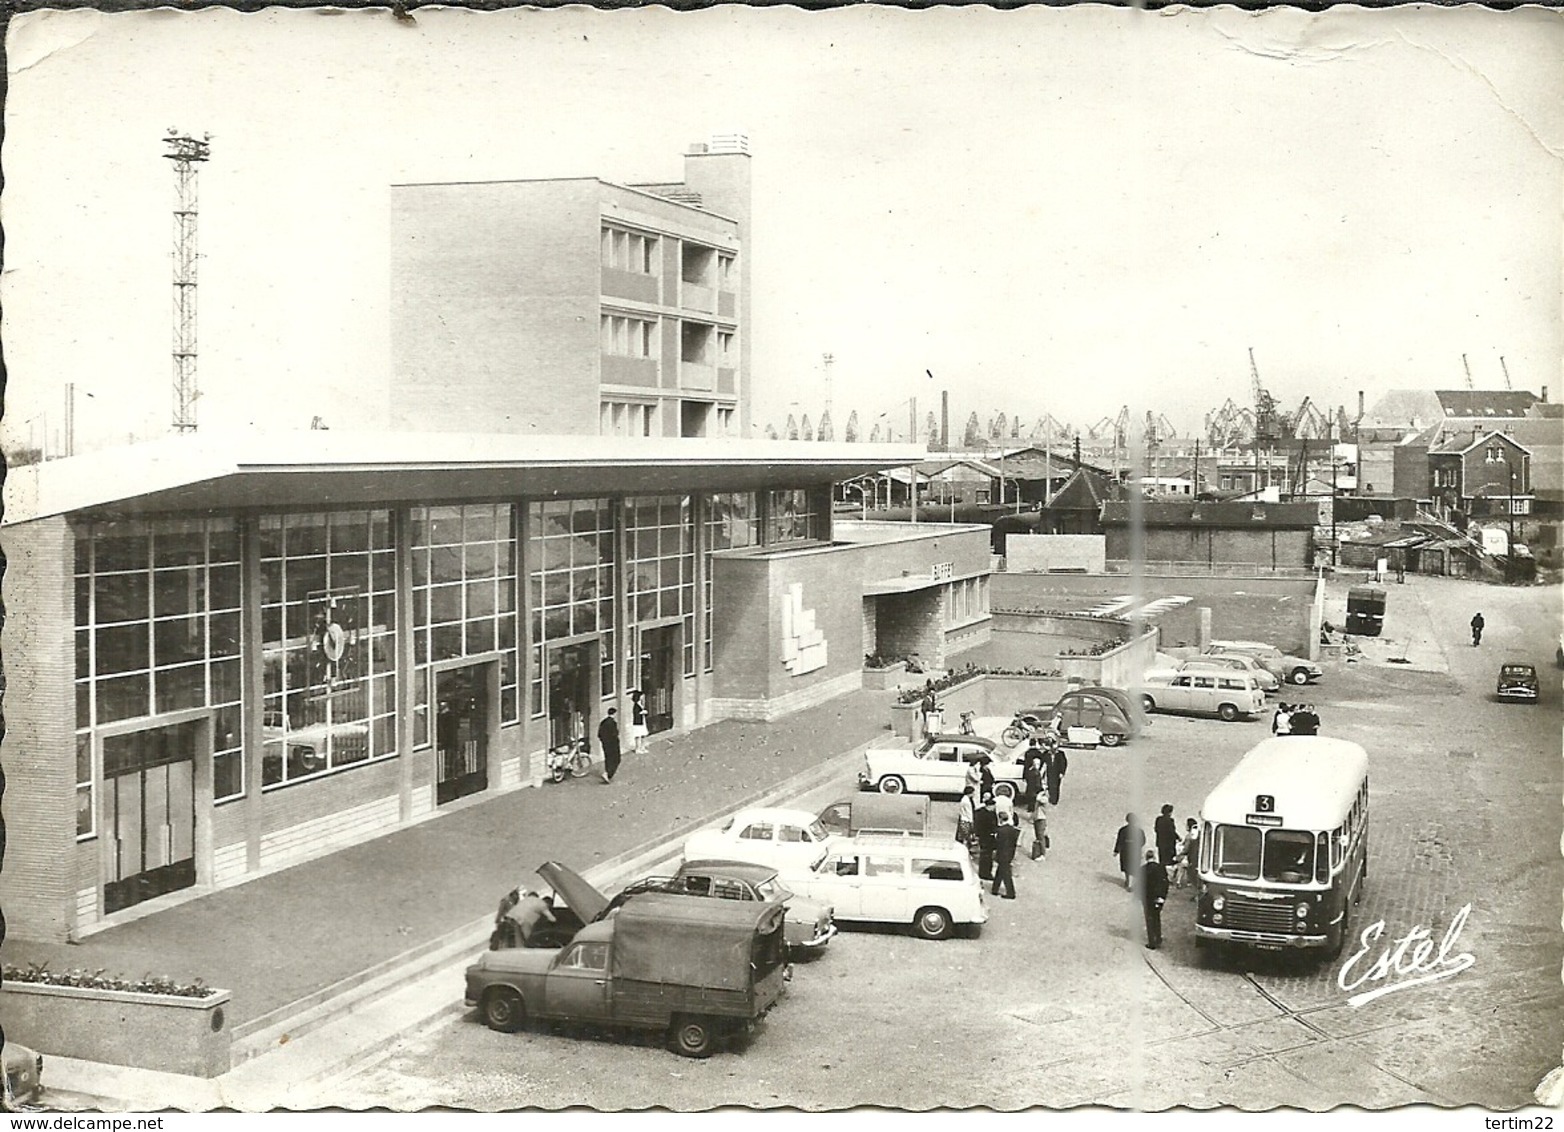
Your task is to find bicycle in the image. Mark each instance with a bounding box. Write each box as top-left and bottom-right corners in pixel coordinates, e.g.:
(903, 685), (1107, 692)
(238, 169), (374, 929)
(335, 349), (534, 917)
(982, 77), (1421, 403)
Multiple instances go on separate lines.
(958, 711), (977, 736)
(546, 737), (593, 783)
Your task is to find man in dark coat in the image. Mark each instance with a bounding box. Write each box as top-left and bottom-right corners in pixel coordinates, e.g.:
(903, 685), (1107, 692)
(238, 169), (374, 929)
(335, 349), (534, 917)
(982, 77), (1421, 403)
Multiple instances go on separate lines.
(991, 813), (1020, 899)
(1043, 737), (1069, 805)
(1112, 813), (1145, 889)
(598, 707), (621, 784)
(973, 795), (999, 881)
(1139, 849), (1170, 949)
(1154, 804), (1179, 867)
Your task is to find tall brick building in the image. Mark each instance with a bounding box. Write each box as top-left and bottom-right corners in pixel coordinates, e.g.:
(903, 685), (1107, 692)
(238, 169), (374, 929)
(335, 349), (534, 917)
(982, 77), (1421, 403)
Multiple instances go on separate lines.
(391, 136), (753, 439)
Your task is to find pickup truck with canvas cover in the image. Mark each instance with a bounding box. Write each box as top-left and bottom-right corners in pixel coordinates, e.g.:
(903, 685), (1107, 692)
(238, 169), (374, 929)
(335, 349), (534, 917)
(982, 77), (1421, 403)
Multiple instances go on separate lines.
(466, 890), (789, 1058)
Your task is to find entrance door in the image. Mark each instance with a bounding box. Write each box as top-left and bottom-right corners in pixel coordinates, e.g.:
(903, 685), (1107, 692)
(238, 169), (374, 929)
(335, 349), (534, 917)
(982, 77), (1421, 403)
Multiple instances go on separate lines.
(638, 625), (678, 735)
(102, 720), (199, 915)
(436, 666), (489, 806)
(547, 643), (594, 748)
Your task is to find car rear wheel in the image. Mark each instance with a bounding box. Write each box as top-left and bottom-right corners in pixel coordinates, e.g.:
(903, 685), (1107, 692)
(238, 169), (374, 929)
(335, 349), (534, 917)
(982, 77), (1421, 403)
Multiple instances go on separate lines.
(482, 987), (527, 1033)
(1140, 694), (1156, 713)
(1000, 725), (1026, 747)
(1100, 732), (1124, 748)
(668, 1014), (716, 1058)
(1289, 668), (1311, 686)
(1217, 703), (1239, 722)
(878, 775), (906, 795)
(912, 906), (953, 940)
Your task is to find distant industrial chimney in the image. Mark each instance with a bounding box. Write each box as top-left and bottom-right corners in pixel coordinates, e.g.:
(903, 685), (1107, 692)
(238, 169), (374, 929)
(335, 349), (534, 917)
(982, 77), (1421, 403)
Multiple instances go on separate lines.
(1357, 391), (1365, 422)
(1543, 385), (1550, 403)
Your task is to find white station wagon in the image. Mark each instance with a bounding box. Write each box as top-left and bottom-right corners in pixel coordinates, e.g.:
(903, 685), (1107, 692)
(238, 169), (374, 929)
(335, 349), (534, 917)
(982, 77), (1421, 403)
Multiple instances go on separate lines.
(681, 807), (837, 876)
(785, 834), (988, 940)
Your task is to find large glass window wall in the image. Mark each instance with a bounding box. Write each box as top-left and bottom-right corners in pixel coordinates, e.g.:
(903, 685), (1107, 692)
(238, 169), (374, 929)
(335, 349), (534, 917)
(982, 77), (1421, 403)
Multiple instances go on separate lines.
(411, 504), (519, 737)
(765, 488), (828, 545)
(703, 493), (758, 672)
(258, 512), (397, 788)
(73, 518), (244, 827)
(528, 499), (615, 714)
(627, 496), (696, 677)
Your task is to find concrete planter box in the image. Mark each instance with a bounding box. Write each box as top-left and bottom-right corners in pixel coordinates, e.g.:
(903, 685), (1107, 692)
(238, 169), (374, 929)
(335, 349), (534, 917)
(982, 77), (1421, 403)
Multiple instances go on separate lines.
(0, 981), (232, 1077)
(862, 662), (908, 691)
(1057, 630), (1159, 689)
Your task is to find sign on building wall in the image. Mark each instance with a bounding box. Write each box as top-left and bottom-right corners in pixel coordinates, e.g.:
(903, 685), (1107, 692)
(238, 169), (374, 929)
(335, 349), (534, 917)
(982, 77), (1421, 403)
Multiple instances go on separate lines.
(932, 561), (954, 580)
(780, 582), (827, 675)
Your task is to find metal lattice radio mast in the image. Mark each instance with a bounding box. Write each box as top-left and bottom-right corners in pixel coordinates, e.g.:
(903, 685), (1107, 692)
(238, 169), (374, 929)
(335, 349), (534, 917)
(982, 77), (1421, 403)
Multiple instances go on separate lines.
(164, 130), (212, 433)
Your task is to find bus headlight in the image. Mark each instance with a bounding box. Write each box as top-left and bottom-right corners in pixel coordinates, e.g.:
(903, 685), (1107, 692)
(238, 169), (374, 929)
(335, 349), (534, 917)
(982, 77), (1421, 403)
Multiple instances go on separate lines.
(1211, 895), (1225, 912)
(1295, 902), (1309, 918)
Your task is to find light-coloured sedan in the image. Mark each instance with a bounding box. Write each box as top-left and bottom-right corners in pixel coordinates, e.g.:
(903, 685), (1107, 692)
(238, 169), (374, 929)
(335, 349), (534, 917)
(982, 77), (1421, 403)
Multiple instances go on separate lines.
(682, 807), (837, 876)
(1207, 641), (1322, 686)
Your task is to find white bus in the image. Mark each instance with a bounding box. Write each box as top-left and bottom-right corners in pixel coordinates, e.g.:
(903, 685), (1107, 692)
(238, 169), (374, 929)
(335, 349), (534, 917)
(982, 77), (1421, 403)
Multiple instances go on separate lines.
(1195, 736), (1369, 958)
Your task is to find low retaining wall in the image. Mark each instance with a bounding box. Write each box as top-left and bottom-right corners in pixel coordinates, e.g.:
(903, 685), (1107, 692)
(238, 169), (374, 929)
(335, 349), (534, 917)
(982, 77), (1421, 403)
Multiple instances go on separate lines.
(890, 674), (1073, 738)
(0, 981), (232, 1077)
(862, 663), (908, 691)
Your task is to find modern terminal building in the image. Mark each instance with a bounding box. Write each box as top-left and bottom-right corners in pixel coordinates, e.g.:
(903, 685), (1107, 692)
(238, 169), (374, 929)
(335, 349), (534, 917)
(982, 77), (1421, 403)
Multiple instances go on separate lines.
(1, 137), (992, 943)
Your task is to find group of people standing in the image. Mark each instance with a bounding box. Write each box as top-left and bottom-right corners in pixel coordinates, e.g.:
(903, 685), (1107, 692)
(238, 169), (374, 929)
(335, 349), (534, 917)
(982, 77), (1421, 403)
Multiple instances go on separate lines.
(594, 689), (650, 784)
(1271, 702), (1321, 736)
(955, 729), (1070, 902)
(1113, 803), (1200, 950)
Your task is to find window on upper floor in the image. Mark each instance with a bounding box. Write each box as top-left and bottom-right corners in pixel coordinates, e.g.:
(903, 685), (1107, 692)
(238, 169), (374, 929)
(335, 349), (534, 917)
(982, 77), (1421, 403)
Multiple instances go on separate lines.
(600, 314), (657, 359)
(601, 226), (659, 275)
(718, 253), (736, 290)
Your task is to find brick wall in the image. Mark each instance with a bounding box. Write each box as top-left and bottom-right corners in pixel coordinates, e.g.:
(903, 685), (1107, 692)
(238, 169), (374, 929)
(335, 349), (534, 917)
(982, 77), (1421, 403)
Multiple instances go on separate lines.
(1105, 527), (1313, 569)
(1006, 535), (1106, 573)
(390, 181), (602, 435)
(0, 518), (80, 942)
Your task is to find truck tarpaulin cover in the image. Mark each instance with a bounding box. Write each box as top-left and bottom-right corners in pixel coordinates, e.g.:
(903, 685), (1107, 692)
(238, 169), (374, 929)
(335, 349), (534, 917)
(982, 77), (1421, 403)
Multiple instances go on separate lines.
(611, 894), (783, 991)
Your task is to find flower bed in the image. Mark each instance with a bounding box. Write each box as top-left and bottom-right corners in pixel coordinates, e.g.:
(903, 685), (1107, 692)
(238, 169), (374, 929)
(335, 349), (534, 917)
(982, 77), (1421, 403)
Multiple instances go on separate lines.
(0, 963), (231, 1077)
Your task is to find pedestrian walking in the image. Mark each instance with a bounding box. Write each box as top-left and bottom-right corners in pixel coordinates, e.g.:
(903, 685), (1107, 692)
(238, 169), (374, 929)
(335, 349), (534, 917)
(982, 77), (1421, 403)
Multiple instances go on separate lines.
(1173, 817), (1200, 888)
(991, 813), (1020, 900)
(920, 687), (942, 739)
(597, 707), (621, 783)
(974, 795), (998, 881)
(956, 785), (976, 847)
(629, 689), (649, 753)
(994, 791), (1015, 827)
(1044, 738), (1069, 805)
(1023, 747), (1048, 859)
(1139, 849), (1170, 949)
(1113, 813), (1145, 889)
(978, 755), (997, 803)
(1471, 612), (1484, 647)
(1154, 803), (1179, 867)
(1028, 791), (1050, 861)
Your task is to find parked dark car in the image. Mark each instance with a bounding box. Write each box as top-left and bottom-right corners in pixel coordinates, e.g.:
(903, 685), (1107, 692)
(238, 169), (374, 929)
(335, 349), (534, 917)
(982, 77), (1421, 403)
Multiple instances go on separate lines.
(1496, 662), (1539, 703)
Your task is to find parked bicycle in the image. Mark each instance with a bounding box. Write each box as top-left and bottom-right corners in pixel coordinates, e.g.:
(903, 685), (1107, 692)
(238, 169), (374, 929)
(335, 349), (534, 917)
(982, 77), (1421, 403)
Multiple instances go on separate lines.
(958, 711), (977, 736)
(546, 737), (592, 783)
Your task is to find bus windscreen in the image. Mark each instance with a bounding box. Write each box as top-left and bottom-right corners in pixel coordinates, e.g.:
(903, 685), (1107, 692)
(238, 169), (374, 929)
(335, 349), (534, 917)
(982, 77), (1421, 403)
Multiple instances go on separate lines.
(1213, 825), (1317, 884)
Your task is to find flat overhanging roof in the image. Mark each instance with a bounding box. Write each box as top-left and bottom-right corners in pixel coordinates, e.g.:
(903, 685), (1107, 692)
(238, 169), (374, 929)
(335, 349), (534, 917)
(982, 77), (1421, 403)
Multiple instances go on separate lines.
(3, 431), (927, 525)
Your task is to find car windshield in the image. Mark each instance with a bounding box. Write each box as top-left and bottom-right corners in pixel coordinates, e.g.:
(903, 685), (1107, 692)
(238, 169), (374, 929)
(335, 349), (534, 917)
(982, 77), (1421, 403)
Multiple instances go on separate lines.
(1212, 825), (1316, 883)
(807, 819), (828, 841)
(1501, 665), (1534, 677)
(754, 876), (790, 901)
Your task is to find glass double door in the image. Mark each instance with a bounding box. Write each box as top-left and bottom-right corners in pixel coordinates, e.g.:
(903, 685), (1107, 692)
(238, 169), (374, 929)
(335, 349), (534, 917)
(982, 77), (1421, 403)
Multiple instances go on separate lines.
(435, 665), (489, 806)
(638, 625), (677, 735)
(102, 720), (200, 915)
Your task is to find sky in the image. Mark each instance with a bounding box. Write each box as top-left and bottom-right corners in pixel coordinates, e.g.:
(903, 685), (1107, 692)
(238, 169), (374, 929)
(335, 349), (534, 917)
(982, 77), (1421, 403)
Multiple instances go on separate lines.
(2, 5), (1560, 455)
